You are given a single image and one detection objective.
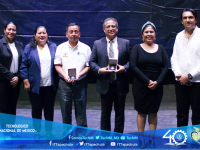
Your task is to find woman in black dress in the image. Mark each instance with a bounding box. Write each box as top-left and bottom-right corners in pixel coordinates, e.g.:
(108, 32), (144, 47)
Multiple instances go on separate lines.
(130, 21), (168, 131)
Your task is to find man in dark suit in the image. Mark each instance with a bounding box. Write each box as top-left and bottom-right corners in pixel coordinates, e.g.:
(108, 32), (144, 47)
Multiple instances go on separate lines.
(90, 17), (131, 133)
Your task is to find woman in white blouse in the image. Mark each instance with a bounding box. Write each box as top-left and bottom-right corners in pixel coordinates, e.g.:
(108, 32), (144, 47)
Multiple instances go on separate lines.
(0, 22), (23, 115)
(20, 26), (59, 134)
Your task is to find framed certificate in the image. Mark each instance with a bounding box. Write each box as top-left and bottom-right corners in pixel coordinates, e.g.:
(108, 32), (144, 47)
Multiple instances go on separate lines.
(68, 68), (76, 80)
(108, 58), (117, 70)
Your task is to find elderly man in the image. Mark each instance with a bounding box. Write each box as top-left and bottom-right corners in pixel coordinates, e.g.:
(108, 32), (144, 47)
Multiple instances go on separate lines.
(54, 23), (91, 127)
(90, 17), (131, 133)
(171, 8), (200, 127)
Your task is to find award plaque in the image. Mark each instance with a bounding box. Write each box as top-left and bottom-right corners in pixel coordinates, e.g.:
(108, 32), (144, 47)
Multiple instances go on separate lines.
(68, 68), (76, 80)
(108, 58), (117, 70)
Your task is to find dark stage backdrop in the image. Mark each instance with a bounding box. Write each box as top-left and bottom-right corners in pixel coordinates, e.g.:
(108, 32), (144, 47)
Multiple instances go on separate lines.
(0, 0), (199, 83)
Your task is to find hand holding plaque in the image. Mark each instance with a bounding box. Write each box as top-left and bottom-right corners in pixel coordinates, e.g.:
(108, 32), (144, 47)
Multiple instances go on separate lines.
(68, 68), (76, 80)
(108, 58), (117, 71)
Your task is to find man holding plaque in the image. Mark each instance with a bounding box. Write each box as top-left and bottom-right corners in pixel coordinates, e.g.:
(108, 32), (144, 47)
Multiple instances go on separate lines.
(54, 23), (91, 127)
(171, 9), (200, 127)
(90, 17), (131, 133)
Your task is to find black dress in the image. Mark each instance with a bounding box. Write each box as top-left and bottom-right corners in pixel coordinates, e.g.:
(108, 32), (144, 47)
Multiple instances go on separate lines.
(130, 44), (168, 114)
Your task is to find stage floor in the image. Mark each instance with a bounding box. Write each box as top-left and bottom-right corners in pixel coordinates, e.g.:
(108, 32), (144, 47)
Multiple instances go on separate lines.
(16, 84), (192, 133)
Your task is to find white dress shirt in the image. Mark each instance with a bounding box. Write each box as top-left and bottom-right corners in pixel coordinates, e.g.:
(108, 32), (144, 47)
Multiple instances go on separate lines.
(54, 41), (91, 79)
(171, 26), (200, 82)
(37, 44), (52, 86)
(106, 36), (119, 60)
(8, 43), (18, 74)
(106, 36), (118, 80)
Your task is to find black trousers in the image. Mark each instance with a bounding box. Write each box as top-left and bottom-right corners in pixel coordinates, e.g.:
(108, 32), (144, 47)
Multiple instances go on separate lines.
(0, 80), (21, 115)
(29, 85), (56, 132)
(58, 78), (87, 127)
(175, 81), (200, 127)
(0, 80), (21, 135)
(100, 83), (126, 133)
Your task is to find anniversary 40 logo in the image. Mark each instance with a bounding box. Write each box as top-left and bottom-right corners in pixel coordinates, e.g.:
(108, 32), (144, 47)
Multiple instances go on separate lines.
(191, 127), (200, 144)
(163, 129), (187, 146)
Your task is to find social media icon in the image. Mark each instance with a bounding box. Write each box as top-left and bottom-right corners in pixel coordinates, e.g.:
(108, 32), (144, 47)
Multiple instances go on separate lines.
(121, 136), (125, 140)
(96, 136), (100, 139)
(111, 142), (116, 146)
(79, 141), (84, 146)
(49, 140), (52, 146)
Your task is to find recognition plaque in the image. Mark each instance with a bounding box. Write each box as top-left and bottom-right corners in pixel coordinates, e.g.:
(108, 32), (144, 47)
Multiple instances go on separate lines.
(108, 58), (117, 70)
(68, 68), (76, 80)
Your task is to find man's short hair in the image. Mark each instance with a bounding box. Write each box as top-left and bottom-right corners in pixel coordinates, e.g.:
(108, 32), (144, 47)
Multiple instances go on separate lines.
(66, 23), (80, 32)
(103, 17), (118, 28)
(180, 8), (198, 21)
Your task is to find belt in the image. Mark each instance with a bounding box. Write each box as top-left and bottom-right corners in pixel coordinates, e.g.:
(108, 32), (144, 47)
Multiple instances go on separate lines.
(60, 77), (82, 86)
(72, 80), (80, 86)
(110, 80), (117, 84)
(13, 73), (18, 76)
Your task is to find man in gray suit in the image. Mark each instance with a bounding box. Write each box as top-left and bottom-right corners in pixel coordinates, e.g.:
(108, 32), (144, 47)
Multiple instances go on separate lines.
(90, 17), (131, 133)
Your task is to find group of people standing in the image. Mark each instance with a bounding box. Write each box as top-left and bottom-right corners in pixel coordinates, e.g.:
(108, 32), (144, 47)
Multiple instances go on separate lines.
(0, 8), (199, 134)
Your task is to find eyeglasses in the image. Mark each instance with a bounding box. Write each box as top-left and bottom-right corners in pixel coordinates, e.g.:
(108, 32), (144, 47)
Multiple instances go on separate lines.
(105, 25), (117, 29)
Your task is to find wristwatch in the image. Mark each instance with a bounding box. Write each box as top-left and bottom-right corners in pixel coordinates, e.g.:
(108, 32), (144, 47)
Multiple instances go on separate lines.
(188, 73), (193, 80)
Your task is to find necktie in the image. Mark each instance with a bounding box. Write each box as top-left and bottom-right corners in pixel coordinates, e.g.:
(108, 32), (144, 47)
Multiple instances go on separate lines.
(109, 40), (114, 58)
(109, 41), (115, 81)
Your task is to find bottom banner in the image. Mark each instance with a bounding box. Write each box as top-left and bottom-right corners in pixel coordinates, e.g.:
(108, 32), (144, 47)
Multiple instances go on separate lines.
(0, 113), (200, 149)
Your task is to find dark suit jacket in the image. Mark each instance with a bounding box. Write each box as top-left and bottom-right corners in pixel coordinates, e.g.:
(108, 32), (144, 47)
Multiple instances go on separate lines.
(19, 42), (59, 94)
(90, 37), (131, 96)
(0, 37), (23, 82)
